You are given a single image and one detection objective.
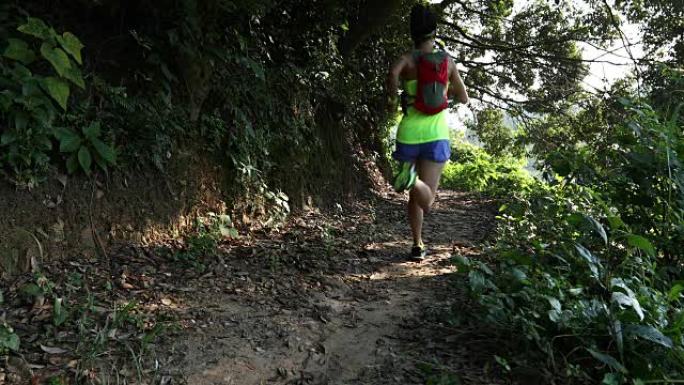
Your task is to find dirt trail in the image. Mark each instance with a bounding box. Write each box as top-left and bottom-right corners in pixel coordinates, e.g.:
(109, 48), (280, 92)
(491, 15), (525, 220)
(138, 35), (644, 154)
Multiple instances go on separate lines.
(158, 190), (498, 385)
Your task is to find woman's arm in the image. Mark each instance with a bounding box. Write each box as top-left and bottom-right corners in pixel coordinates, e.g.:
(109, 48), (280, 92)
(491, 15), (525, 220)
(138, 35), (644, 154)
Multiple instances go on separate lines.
(386, 55), (408, 112)
(448, 58), (469, 104)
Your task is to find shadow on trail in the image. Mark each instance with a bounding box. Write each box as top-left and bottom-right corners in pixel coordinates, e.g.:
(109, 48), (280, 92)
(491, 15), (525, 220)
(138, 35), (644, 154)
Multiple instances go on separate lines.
(127, 190), (503, 384)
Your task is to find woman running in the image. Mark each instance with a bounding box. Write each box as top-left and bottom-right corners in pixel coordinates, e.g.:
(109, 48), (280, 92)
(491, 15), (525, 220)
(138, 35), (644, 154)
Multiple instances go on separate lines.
(386, 4), (469, 260)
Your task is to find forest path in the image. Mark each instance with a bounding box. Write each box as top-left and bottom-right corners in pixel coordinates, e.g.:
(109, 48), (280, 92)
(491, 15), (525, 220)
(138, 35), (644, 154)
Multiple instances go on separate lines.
(158, 190), (500, 385)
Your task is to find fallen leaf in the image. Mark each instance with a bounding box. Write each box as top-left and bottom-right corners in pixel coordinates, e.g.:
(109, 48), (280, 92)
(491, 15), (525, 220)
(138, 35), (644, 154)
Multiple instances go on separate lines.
(40, 345), (68, 354)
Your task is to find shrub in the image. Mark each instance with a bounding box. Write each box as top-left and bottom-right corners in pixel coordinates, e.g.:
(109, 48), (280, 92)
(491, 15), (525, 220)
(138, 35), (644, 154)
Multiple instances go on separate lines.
(441, 141), (538, 197)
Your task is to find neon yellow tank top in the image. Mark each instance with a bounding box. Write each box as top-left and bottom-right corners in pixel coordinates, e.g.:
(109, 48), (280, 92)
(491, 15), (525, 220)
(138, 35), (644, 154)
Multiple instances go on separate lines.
(396, 80), (450, 144)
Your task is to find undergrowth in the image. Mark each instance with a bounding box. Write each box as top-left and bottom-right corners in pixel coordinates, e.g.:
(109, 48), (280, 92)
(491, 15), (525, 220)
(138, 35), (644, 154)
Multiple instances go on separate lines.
(441, 141), (538, 197)
(449, 91), (684, 383)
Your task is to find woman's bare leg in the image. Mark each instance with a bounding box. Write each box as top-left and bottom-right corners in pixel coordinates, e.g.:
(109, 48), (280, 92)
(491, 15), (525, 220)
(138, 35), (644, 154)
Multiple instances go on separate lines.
(408, 159), (445, 246)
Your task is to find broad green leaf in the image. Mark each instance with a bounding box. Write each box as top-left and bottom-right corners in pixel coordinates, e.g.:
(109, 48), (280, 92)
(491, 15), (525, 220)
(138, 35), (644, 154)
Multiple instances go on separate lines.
(40, 77), (70, 110)
(54, 127), (75, 141)
(668, 283), (684, 302)
(612, 292), (645, 321)
(53, 297), (67, 326)
(626, 235), (656, 257)
(17, 17), (51, 40)
(625, 325), (673, 348)
(575, 244), (600, 277)
(468, 270), (486, 292)
(587, 348), (627, 374)
(548, 309), (561, 323)
(547, 296), (561, 312)
(58, 128), (81, 153)
(0, 327), (20, 351)
(1, 132), (16, 145)
(56, 32), (84, 64)
(510, 267), (527, 283)
(83, 121), (101, 139)
(20, 283), (42, 297)
(91, 137), (116, 164)
(5, 333), (19, 351)
(40, 43), (72, 78)
(606, 216), (625, 230)
(66, 153), (79, 174)
(452, 254), (470, 268)
(585, 215), (608, 245)
(3, 38), (36, 64)
(63, 65), (85, 89)
(602, 373), (621, 385)
(78, 146), (92, 174)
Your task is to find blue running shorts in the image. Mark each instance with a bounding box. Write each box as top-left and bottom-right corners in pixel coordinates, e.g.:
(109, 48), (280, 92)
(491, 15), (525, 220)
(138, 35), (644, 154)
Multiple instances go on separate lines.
(392, 140), (451, 163)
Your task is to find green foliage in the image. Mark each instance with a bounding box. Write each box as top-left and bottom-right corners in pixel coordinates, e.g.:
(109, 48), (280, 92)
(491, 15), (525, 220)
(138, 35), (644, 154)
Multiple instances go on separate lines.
(471, 108), (523, 158)
(0, 323), (19, 353)
(0, 290), (19, 354)
(54, 122), (116, 175)
(441, 141), (537, 197)
(454, 95), (684, 383)
(0, 16), (116, 185)
(174, 212), (238, 271)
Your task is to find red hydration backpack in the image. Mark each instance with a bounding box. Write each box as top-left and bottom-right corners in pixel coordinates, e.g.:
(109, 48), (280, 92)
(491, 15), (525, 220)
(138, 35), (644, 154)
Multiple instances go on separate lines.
(413, 50), (449, 115)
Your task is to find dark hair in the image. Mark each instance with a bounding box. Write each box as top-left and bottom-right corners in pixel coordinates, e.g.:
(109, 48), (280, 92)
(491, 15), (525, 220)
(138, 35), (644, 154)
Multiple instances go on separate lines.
(410, 4), (437, 46)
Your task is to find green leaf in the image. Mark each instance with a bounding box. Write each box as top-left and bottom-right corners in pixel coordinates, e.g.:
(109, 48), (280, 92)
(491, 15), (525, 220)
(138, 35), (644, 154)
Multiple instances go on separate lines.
(585, 215), (608, 245)
(468, 270), (486, 292)
(547, 296), (561, 312)
(575, 244), (600, 278)
(612, 292), (645, 321)
(66, 153), (79, 174)
(625, 325), (673, 348)
(668, 283), (684, 302)
(20, 283), (42, 297)
(40, 43), (72, 78)
(1, 132), (16, 145)
(606, 215), (625, 230)
(56, 32), (84, 64)
(602, 373), (621, 385)
(63, 65), (85, 89)
(83, 121), (101, 139)
(510, 267), (528, 283)
(78, 146), (92, 174)
(40, 76), (70, 110)
(626, 235), (656, 257)
(57, 128), (81, 152)
(17, 17), (51, 40)
(587, 348), (627, 374)
(3, 38), (36, 64)
(452, 254), (470, 268)
(0, 327), (20, 351)
(53, 297), (68, 326)
(91, 137), (116, 165)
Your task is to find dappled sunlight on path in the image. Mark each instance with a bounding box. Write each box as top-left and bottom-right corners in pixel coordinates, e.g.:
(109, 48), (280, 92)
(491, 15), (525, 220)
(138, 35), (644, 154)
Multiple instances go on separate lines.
(154, 190), (499, 384)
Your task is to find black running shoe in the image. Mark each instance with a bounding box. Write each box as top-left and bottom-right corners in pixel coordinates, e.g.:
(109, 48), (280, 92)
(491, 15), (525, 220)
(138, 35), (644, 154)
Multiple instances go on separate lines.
(410, 244), (427, 261)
